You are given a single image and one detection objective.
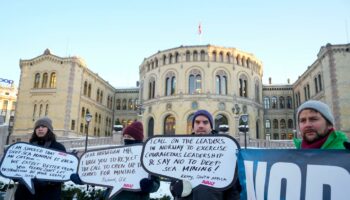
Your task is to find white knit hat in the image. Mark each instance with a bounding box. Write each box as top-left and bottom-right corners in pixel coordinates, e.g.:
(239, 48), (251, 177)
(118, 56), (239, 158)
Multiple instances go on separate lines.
(297, 100), (334, 125)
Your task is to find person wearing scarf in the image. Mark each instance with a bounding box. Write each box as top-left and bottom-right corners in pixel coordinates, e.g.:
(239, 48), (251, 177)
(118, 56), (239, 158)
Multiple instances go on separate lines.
(293, 100), (348, 149)
(15, 117), (66, 200)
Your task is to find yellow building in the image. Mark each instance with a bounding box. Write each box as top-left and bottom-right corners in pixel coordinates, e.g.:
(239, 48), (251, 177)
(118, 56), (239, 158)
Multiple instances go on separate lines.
(12, 49), (115, 142)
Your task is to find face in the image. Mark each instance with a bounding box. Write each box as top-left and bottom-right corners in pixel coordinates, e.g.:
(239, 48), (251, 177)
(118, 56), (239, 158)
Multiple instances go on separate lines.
(298, 109), (333, 143)
(192, 115), (212, 134)
(123, 134), (135, 140)
(35, 126), (48, 138)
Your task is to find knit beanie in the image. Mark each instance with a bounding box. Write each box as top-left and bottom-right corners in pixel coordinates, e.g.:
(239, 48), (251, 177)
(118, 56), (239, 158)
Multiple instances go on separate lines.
(34, 117), (54, 132)
(123, 121), (144, 141)
(192, 109), (213, 129)
(297, 100), (335, 125)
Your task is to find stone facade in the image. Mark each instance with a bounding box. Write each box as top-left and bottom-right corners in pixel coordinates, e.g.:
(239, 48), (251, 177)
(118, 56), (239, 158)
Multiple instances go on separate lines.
(12, 49), (115, 142)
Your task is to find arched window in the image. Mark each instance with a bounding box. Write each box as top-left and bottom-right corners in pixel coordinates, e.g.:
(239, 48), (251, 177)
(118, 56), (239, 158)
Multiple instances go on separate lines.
(264, 97), (270, 109)
(81, 107), (85, 118)
(162, 55), (166, 65)
(286, 96), (292, 109)
(271, 96), (277, 109)
(226, 53), (231, 63)
(80, 123), (83, 133)
(239, 74), (248, 97)
(83, 81), (88, 96)
(186, 114), (194, 134)
(193, 51), (198, 61)
(175, 52), (179, 63)
(155, 58), (158, 68)
(212, 51), (217, 61)
(318, 74), (323, 91)
(148, 77), (156, 99)
(88, 84), (91, 97)
(215, 70), (227, 95)
(219, 52), (224, 62)
(45, 104), (49, 116)
(186, 51), (190, 62)
(279, 96), (285, 109)
(96, 89), (100, 102)
(236, 55), (240, 65)
(265, 119), (271, 129)
(148, 117), (154, 137)
(255, 80), (260, 103)
(188, 69), (202, 94)
(314, 77), (319, 93)
(280, 119), (286, 129)
(95, 113), (98, 123)
(122, 99), (127, 110)
(288, 119), (293, 129)
(134, 98), (139, 110)
(39, 104), (43, 117)
(169, 54), (173, 64)
(164, 115), (176, 135)
(49, 72), (56, 88)
(116, 99), (121, 110)
(33, 104), (37, 120)
(100, 91), (103, 104)
(215, 114), (228, 131)
(200, 50), (205, 61)
(98, 114), (101, 124)
(42, 73), (48, 88)
(273, 119), (278, 129)
(165, 72), (176, 96)
(128, 99), (133, 110)
(34, 73), (40, 88)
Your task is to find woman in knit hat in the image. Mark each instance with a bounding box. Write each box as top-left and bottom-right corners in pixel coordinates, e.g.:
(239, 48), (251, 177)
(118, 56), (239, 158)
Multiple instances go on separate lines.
(15, 117), (66, 200)
(110, 121), (160, 200)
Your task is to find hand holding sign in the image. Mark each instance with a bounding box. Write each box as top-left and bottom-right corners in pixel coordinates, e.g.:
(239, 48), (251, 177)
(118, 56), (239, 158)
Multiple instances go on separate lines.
(0, 142), (78, 194)
(141, 135), (240, 190)
(78, 145), (148, 199)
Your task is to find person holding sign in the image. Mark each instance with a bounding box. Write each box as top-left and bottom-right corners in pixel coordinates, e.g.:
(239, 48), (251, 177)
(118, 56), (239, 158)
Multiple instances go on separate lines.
(170, 110), (241, 200)
(294, 100), (348, 149)
(14, 117), (66, 200)
(110, 121), (160, 200)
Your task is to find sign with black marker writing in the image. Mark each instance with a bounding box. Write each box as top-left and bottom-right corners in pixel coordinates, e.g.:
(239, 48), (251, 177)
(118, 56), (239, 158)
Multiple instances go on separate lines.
(78, 145), (148, 199)
(141, 135), (240, 190)
(0, 142), (78, 194)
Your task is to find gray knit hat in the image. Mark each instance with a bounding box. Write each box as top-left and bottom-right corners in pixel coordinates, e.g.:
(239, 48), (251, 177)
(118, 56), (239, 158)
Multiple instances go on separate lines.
(34, 117), (54, 132)
(297, 100), (334, 125)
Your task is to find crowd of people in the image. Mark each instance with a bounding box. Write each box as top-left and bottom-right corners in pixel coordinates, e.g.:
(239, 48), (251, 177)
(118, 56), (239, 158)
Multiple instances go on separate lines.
(7, 99), (349, 200)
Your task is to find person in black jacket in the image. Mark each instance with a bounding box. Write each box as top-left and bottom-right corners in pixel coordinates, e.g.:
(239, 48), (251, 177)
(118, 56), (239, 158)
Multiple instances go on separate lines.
(170, 109), (241, 200)
(14, 116), (66, 200)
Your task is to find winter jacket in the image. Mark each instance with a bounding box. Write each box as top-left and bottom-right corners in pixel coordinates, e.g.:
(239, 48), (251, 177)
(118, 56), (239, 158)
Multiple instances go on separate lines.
(14, 140), (66, 200)
(293, 130), (348, 149)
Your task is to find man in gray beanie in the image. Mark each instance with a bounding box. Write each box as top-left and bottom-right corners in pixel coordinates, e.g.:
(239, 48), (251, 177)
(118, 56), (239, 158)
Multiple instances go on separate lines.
(294, 100), (348, 149)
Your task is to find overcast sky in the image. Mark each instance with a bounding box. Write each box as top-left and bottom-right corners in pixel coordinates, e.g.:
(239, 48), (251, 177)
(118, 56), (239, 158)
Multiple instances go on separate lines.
(1, 0), (349, 87)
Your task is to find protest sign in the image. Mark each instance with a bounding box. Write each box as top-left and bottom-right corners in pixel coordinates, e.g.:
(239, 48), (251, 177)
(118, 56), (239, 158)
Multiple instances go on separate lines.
(141, 135), (240, 190)
(0, 142), (78, 194)
(78, 144), (148, 199)
(238, 149), (350, 200)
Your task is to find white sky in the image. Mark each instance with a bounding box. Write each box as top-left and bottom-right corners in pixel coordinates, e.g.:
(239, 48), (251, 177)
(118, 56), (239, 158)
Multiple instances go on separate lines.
(1, 0), (349, 87)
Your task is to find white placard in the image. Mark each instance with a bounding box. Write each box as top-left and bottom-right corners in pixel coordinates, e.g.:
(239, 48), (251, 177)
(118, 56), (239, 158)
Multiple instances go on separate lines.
(78, 145), (148, 198)
(141, 135), (239, 190)
(0, 142), (78, 194)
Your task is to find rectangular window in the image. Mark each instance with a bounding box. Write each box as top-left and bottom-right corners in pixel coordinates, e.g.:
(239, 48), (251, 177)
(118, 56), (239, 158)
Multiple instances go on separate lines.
(71, 120), (75, 130)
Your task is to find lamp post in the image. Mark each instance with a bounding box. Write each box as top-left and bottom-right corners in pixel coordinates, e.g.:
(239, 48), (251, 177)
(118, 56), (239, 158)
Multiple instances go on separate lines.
(239, 114), (249, 149)
(84, 113), (92, 153)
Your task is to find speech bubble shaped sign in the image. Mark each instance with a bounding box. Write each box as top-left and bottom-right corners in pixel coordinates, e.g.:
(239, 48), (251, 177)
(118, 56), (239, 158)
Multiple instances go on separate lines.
(142, 135), (240, 190)
(78, 145), (148, 199)
(0, 142), (78, 194)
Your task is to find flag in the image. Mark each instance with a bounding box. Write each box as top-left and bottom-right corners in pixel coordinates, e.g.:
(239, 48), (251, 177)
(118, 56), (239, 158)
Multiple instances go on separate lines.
(198, 23), (202, 35)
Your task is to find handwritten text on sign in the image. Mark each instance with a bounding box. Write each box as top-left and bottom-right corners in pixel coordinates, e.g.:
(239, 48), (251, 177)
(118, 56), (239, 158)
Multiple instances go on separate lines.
(0, 142), (78, 194)
(78, 145), (148, 198)
(142, 135), (239, 189)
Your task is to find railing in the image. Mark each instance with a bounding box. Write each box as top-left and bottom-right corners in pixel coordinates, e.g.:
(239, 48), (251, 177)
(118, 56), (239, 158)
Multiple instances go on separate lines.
(236, 138), (295, 149)
(59, 136), (118, 151)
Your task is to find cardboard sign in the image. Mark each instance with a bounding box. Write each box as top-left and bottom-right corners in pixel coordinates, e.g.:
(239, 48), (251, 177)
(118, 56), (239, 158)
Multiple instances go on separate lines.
(238, 149), (350, 200)
(0, 142), (78, 194)
(78, 145), (148, 199)
(141, 135), (240, 190)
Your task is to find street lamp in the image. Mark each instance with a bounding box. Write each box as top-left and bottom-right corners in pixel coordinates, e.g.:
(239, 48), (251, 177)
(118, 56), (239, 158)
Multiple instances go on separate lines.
(238, 114), (249, 149)
(84, 113), (92, 152)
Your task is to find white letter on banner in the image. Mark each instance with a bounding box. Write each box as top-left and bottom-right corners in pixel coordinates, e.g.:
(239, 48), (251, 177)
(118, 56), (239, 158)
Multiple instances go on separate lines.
(244, 161), (266, 200)
(305, 165), (350, 200)
(268, 162), (301, 200)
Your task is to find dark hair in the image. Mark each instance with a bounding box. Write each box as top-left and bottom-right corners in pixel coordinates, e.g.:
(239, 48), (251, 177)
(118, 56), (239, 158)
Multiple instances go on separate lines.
(30, 128), (56, 143)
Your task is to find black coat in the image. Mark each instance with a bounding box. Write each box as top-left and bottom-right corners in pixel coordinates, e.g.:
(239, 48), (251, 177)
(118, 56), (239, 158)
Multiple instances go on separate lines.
(14, 140), (66, 200)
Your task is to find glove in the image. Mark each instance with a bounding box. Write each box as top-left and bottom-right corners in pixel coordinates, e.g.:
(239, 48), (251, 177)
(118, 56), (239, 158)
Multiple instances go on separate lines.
(70, 173), (83, 185)
(170, 179), (192, 198)
(140, 178), (153, 193)
(344, 142), (350, 150)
